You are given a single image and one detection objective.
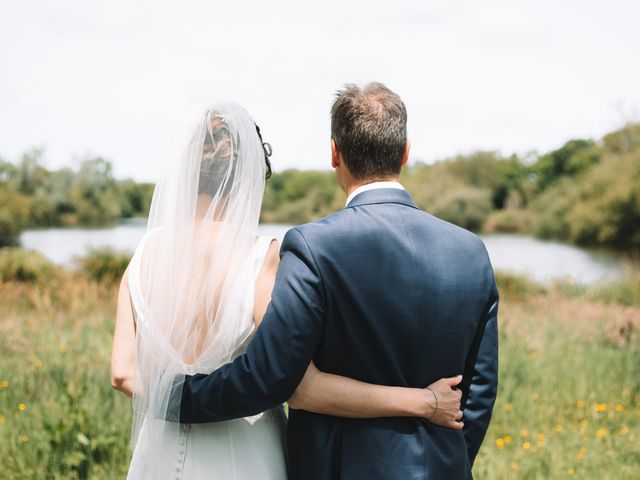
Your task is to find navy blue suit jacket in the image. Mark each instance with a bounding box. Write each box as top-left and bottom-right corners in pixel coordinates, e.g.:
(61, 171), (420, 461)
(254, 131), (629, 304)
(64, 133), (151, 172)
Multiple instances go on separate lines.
(177, 188), (499, 479)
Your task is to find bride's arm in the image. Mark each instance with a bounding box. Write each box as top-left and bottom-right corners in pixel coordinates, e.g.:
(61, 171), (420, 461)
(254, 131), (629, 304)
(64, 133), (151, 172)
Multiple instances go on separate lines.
(110, 266), (137, 398)
(255, 242), (464, 429)
(288, 362), (463, 428)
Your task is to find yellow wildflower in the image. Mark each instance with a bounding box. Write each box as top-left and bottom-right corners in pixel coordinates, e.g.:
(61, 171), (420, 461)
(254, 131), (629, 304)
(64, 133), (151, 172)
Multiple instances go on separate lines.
(576, 400), (585, 408)
(619, 426), (629, 435)
(503, 403), (513, 410)
(554, 424), (563, 432)
(522, 442), (531, 450)
(18, 403), (26, 412)
(520, 428), (529, 437)
(0, 379), (8, 389)
(19, 435), (28, 443)
(615, 404), (623, 412)
(536, 433), (545, 441)
(504, 435), (512, 444)
(510, 462), (518, 471)
(594, 403), (607, 412)
(496, 438), (505, 449)
(595, 428), (608, 437)
(568, 467), (575, 475)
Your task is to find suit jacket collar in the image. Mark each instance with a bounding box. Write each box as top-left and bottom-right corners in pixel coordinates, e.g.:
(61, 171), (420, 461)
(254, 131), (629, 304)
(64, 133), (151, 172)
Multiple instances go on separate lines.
(346, 188), (419, 209)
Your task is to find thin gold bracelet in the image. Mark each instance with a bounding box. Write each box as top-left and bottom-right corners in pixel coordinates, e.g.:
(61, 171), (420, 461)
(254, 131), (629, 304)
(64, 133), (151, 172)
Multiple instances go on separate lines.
(426, 387), (438, 422)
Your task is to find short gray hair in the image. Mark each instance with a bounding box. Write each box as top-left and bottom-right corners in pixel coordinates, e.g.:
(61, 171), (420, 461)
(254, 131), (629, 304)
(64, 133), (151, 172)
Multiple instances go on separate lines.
(330, 82), (407, 180)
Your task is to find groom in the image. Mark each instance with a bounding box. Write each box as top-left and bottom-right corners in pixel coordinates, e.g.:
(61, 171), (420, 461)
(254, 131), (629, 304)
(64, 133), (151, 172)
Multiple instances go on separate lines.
(176, 82), (499, 479)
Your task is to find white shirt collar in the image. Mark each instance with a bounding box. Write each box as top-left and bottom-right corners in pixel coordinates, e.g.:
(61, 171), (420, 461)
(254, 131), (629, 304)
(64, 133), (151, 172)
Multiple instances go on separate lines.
(345, 181), (405, 207)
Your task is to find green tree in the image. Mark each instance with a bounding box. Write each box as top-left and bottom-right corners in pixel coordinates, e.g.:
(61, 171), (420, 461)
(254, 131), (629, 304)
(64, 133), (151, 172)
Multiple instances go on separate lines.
(532, 124), (640, 250)
(532, 139), (600, 191)
(67, 158), (122, 225)
(491, 155), (530, 209)
(119, 181), (154, 218)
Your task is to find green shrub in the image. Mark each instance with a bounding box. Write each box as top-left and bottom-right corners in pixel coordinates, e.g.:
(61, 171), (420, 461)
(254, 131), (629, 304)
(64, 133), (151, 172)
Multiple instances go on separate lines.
(0, 191), (30, 247)
(76, 248), (131, 283)
(430, 186), (493, 232)
(0, 248), (59, 284)
(483, 209), (533, 234)
(531, 179), (574, 241)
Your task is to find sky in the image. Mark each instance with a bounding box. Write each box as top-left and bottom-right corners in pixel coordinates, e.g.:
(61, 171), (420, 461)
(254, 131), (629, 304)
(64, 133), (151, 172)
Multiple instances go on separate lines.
(1, 0), (639, 181)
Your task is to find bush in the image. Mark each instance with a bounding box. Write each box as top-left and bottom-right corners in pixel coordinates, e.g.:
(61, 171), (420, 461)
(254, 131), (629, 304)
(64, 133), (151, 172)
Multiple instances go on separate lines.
(76, 248), (131, 283)
(0, 248), (59, 284)
(483, 209), (533, 234)
(0, 191), (30, 247)
(430, 186), (493, 232)
(531, 179), (574, 241)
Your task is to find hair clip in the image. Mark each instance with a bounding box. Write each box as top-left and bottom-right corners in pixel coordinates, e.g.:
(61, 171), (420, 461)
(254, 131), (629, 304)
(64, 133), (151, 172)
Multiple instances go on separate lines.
(262, 142), (273, 157)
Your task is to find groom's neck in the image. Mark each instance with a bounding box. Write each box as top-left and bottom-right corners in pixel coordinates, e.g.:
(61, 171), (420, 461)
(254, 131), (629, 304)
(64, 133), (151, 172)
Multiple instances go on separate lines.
(344, 176), (401, 198)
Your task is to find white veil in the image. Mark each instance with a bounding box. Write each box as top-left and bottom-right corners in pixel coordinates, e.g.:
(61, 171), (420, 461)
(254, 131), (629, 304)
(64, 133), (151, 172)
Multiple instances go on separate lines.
(126, 103), (269, 477)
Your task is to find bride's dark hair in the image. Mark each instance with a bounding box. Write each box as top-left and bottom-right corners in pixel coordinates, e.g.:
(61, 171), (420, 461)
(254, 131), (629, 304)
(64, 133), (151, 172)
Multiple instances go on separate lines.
(254, 123), (272, 180)
(198, 113), (272, 197)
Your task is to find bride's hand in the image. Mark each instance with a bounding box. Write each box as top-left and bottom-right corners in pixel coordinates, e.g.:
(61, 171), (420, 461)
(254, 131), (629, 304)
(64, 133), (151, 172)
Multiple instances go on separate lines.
(419, 375), (464, 430)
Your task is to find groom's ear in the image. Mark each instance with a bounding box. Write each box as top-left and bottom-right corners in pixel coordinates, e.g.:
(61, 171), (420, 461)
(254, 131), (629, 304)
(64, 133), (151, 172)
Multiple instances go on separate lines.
(331, 139), (341, 169)
(401, 140), (411, 167)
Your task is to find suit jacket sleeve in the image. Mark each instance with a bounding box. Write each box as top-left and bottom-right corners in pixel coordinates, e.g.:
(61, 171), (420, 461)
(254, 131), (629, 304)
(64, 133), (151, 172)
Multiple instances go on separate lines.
(462, 276), (499, 465)
(176, 227), (325, 423)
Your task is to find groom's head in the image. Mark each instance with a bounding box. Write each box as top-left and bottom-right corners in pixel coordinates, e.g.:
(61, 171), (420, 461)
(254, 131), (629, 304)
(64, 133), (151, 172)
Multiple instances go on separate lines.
(331, 82), (409, 189)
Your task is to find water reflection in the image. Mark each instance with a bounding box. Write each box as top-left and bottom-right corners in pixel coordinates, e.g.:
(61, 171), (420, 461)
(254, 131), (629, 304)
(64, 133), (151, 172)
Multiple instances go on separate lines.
(20, 225), (623, 285)
(481, 234), (622, 285)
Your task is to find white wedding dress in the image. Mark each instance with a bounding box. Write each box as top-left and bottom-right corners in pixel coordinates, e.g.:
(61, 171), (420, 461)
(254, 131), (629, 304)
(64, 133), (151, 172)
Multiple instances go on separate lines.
(126, 234), (287, 480)
(123, 103), (287, 479)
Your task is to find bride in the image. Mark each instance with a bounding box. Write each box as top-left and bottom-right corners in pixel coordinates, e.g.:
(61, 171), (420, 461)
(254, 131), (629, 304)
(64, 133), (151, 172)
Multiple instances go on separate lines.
(110, 103), (464, 479)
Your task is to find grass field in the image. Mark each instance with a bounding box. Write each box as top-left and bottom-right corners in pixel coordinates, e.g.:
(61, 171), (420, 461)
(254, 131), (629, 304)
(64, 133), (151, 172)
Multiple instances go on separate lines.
(1, 270), (639, 479)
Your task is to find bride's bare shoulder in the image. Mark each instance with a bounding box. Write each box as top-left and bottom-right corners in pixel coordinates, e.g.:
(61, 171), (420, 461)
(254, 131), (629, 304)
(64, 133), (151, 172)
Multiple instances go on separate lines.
(264, 238), (280, 271)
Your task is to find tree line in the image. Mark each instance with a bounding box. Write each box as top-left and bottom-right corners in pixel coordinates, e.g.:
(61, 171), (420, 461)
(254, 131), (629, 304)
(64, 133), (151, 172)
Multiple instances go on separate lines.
(262, 123), (640, 251)
(0, 152), (154, 246)
(2, 123), (639, 250)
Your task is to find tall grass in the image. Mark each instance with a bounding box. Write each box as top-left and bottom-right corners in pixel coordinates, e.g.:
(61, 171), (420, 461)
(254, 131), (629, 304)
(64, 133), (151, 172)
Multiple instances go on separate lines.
(0, 279), (131, 479)
(475, 280), (640, 479)
(75, 248), (131, 284)
(0, 267), (638, 478)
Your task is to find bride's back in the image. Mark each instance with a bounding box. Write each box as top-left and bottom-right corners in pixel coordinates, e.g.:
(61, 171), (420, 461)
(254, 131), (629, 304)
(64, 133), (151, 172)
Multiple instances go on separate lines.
(129, 103), (270, 372)
(133, 220), (257, 366)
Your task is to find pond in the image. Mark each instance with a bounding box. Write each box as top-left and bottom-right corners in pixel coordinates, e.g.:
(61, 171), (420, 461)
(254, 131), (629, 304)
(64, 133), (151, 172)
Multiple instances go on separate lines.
(20, 222), (624, 285)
